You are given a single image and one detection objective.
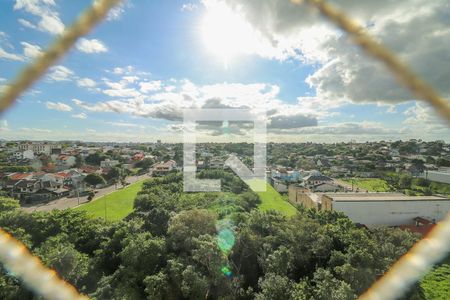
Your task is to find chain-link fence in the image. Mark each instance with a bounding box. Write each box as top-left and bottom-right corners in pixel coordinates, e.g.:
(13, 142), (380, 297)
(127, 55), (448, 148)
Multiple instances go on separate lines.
(0, 0), (449, 299)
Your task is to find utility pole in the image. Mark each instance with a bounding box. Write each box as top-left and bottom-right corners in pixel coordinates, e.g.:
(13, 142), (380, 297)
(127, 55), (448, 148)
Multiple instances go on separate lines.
(74, 178), (80, 205)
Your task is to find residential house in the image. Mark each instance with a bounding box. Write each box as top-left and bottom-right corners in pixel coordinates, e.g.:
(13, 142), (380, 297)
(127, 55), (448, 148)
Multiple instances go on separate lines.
(271, 167), (301, 182)
(100, 159), (119, 168)
(56, 155), (76, 171)
(132, 153), (145, 162)
(209, 157), (224, 169)
(268, 178), (288, 193)
(153, 160), (177, 175)
(312, 182), (342, 193)
(302, 171), (333, 186)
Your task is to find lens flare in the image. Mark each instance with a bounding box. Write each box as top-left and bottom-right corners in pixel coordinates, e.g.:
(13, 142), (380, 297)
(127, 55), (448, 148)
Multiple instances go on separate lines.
(221, 266), (232, 277)
(218, 228), (235, 253)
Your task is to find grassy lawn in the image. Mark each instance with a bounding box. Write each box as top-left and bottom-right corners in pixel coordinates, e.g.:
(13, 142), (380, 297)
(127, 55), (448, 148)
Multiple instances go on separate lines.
(420, 261), (450, 299)
(257, 183), (297, 216)
(343, 178), (391, 192)
(74, 179), (147, 221)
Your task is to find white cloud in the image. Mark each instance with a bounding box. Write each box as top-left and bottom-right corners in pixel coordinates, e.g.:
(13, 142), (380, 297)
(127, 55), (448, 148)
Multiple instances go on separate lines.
(0, 47), (24, 61)
(139, 80), (162, 93)
(386, 105), (397, 114)
(103, 88), (140, 98)
(73, 78), (319, 130)
(295, 122), (400, 135)
(100, 75), (148, 98)
(109, 66), (135, 75)
(47, 65), (74, 81)
(46, 101), (72, 112)
(403, 102), (449, 133)
(113, 67), (125, 74)
(18, 18), (38, 30)
(14, 0), (65, 34)
(72, 112), (87, 119)
(165, 85), (176, 92)
(102, 0), (131, 21)
(106, 121), (141, 128)
(107, 5), (125, 20)
(77, 77), (96, 88)
(0, 32), (25, 61)
(76, 38), (108, 53)
(181, 3), (198, 12)
(38, 14), (64, 34)
(122, 76), (139, 83)
(20, 127), (51, 133)
(14, 0), (56, 15)
(208, 0), (450, 106)
(21, 42), (42, 59)
(0, 120), (9, 132)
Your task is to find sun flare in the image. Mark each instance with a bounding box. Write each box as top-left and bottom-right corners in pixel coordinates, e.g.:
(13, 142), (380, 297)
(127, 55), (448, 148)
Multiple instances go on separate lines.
(201, 2), (259, 67)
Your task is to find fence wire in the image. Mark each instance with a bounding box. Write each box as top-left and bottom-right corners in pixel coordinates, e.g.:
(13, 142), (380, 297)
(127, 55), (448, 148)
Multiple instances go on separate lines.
(0, 0), (122, 299)
(0, 229), (88, 300)
(0, 0), (449, 299)
(292, 0), (450, 123)
(0, 0), (121, 114)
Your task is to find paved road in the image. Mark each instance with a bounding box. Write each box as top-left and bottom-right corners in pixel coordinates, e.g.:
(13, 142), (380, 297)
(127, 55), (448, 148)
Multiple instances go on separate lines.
(21, 174), (151, 212)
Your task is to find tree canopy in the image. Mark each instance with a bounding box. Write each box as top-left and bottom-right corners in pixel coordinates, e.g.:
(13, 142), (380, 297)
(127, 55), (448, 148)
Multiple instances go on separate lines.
(0, 174), (427, 299)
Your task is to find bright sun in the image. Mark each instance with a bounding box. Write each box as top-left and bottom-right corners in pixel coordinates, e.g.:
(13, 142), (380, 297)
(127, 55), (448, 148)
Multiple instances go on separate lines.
(201, 2), (259, 67)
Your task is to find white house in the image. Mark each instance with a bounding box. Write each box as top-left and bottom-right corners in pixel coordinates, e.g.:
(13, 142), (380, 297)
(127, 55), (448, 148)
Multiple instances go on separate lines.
(23, 149), (35, 160)
(100, 159), (119, 168)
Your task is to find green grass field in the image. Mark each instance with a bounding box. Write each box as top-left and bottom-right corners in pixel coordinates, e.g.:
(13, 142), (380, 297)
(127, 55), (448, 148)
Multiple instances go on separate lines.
(257, 183), (297, 216)
(74, 180), (147, 221)
(343, 178), (391, 192)
(420, 262), (450, 299)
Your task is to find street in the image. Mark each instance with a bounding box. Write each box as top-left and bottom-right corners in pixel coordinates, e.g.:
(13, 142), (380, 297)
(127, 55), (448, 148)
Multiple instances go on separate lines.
(21, 174), (151, 212)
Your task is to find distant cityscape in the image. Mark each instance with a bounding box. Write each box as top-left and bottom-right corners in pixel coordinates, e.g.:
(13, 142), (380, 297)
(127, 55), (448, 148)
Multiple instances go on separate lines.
(1, 139), (449, 235)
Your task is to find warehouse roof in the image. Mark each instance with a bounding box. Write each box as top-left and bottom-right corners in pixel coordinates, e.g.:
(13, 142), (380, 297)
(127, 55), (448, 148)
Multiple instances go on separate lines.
(324, 192), (449, 202)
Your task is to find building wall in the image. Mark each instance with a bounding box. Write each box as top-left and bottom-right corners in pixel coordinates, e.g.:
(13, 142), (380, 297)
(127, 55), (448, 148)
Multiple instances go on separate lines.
(288, 185), (298, 203)
(297, 193), (318, 209)
(422, 171), (450, 184)
(288, 185), (319, 209)
(332, 200), (450, 226)
(321, 195), (333, 211)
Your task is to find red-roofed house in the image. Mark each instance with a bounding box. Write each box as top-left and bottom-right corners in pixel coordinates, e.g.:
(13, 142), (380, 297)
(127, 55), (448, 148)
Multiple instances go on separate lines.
(398, 217), (436, 236)
(132, 153), (145, 161)
(56, 155), (76, 171)
(152, 160), (177, 176)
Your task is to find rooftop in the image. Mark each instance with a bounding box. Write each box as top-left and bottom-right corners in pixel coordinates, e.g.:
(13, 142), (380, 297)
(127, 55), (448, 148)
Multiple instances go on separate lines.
(325, 193), (449, 202)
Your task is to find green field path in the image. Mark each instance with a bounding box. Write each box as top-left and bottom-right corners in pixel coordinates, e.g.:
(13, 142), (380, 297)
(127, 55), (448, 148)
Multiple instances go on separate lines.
(342, 178), (391, 192)
(257, 183), (297, 216)
(74, 179), (146, 221)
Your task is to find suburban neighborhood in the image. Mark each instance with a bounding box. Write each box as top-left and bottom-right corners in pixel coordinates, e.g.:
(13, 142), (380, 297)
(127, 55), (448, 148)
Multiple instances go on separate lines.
(1, 139), (449, 232)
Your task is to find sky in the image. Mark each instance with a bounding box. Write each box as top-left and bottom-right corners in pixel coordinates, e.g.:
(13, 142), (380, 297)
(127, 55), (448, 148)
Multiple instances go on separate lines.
(0, 0), (449, 143)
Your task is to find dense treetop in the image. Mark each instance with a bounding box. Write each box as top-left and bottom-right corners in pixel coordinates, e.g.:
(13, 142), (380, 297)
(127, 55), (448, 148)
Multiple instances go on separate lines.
(0, 173), (427, 299)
